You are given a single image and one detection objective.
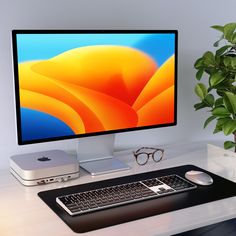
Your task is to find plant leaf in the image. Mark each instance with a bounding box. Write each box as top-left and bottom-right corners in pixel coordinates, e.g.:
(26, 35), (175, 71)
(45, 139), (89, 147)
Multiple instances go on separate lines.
(194, 102), (208, 111)
(196, 68), (204, 80)
(216, 45), (231, 56)
(213, 117), (232, 133)
(194, 83), (207, 100)
(212, 107), (231, 118)
(231, 57), (236, 69)
(194, 58), (204, 69)
(211, 25), (224, 32)
(213, 126), (221, 134)
(213, 119), (223, 133)
(233, 32), (236, 44)
(223, 23), (236, 42)
(224, 141), (236, 149)
(209, 72), (225, 87)
(202, 51), (215, 65)
(223, 92), (236, 115)
(205, 67), (217, 75)
(222, 120), (236, 135)
(204, 116), (216, 128)
(223, 57), (232, 67)
(204, 94), (215, 107)
(216, 89), (226, 97)
(215, 98), (224, 107)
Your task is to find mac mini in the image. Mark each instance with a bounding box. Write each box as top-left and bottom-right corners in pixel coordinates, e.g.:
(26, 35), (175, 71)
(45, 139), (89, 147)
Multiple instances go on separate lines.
(10, 150), (79, 186)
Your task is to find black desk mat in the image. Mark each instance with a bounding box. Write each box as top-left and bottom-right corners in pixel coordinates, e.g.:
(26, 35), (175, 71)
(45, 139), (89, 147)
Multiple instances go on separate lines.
(38, 165), (236, 233)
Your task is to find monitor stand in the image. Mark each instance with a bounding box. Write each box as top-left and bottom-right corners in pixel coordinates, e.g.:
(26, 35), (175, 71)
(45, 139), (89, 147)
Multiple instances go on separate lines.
(76, 134), (130, 176)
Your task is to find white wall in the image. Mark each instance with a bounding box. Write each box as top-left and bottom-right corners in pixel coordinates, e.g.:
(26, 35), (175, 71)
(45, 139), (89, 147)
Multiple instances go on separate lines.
(0, 0), (235, 169)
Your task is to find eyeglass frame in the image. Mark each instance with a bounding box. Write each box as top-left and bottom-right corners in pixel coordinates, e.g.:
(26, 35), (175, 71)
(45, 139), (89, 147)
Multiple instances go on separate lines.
(133, 147), (164, 165)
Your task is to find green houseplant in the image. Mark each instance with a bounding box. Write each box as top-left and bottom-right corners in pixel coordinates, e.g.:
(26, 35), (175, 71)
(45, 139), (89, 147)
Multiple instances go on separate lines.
(194, 23), (236, 152)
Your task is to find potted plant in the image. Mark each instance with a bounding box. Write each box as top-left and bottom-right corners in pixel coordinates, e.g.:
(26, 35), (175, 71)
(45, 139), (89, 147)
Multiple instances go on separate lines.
(194, 23), (236, 152)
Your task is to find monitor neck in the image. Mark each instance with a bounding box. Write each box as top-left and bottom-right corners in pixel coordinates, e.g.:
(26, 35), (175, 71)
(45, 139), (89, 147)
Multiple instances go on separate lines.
(76, 134), (130, 176)
(77, 133), (115, 163)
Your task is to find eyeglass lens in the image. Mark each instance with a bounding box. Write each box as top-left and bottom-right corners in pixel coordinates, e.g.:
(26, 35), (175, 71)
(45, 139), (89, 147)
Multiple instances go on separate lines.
(136, 153), (149, 165)
(152, 150), (163, 162)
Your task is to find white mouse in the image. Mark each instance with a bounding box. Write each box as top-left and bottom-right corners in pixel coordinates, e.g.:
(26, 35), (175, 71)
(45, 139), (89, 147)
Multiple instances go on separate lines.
(185, 170), (213, 186)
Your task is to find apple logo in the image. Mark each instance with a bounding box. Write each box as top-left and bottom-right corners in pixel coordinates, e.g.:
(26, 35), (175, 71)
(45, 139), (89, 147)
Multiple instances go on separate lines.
(37, 156), (51, 162)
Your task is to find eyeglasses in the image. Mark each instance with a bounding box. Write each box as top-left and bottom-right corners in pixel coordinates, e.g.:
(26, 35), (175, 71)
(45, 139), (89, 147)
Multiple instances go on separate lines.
(133, 147), (164, 165)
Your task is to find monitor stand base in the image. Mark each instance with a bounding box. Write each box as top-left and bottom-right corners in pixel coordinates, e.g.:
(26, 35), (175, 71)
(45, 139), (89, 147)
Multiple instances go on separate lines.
(80, 158), (130, 176)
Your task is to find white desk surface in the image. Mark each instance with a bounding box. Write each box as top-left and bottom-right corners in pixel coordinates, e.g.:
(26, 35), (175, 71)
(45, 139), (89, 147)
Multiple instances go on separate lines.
(1, 141), (236, 236)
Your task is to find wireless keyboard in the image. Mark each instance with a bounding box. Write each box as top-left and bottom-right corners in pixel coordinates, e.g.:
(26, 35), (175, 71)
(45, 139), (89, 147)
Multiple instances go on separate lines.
(56, 174), (197, 216)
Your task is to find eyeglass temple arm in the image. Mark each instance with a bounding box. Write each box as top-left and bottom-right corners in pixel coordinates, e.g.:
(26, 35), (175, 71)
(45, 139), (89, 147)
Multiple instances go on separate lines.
(135, 147), (164, 153)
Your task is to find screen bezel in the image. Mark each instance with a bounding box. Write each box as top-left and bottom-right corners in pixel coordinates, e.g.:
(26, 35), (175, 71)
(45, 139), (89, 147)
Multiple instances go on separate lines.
(12, 29), (178, 145)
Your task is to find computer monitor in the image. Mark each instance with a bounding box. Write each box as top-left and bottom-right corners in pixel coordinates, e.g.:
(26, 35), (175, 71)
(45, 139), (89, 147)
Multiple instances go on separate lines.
(12, 30), (178, 175)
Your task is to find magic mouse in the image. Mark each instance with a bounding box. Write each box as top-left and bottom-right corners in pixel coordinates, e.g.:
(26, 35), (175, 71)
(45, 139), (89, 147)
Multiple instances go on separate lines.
(185, 170), (213, 186)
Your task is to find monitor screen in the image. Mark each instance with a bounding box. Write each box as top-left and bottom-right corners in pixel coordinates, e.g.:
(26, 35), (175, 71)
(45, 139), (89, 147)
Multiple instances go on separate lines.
(12, 30), (178, 145)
